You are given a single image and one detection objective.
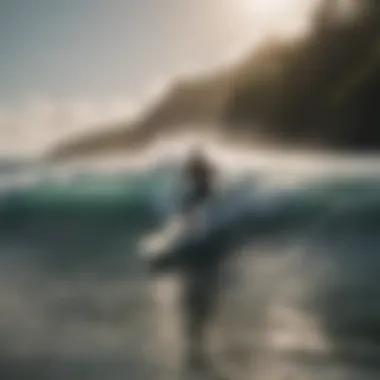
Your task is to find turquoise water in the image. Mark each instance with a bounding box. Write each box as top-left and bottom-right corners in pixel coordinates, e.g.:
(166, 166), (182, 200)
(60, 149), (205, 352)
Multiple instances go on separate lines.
(0, 159), (380, 379)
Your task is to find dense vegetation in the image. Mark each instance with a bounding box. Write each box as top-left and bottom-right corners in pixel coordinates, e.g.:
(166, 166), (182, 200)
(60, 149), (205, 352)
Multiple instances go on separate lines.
(224, 0), (380, 150)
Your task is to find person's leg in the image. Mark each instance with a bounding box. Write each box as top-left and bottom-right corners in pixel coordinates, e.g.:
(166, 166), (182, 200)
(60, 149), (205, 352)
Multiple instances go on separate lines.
(183, 273), (217, 370)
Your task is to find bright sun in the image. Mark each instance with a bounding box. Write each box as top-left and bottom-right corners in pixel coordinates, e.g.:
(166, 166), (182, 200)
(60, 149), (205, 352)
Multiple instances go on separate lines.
(243, 0), (319, 38)
(245, 0), (294, 15)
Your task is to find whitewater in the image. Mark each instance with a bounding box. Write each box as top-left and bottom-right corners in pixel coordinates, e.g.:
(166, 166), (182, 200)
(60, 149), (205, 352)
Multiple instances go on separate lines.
(0, 146), (380, 380)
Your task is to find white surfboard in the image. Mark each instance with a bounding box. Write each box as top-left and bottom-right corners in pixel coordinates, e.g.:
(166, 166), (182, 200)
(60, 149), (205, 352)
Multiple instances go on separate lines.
(139, 181), (256, 261)
(140, 215), (187, 259)
(140, 206), (208, 259)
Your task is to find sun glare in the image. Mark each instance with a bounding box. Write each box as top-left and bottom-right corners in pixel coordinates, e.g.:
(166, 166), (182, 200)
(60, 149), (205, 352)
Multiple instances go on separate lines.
(242, 0), (319, 38)
(245, 0), (293, 16)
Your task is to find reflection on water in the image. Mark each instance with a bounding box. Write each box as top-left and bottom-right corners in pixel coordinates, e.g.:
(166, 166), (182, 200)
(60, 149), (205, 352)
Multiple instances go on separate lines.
(0, 157), (379, 379)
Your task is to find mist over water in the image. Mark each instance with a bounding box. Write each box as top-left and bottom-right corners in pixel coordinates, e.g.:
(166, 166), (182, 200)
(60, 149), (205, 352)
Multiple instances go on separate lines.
(0, 147), (380, 380)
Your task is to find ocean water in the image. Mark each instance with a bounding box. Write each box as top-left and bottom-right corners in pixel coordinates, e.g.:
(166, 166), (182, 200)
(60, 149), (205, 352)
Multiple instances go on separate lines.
(0, 152), (380, 380)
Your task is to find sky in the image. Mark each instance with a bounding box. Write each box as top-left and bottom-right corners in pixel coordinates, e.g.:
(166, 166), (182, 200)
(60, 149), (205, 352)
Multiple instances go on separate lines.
(0, 0), (319, 155)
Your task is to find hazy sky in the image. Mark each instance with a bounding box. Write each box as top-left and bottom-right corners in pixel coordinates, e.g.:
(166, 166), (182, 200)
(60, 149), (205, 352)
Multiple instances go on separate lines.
(0, 0), (318, 154)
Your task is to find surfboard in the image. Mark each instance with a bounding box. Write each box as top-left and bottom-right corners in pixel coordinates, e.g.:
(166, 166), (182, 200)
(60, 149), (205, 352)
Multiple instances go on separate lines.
(139, 181), (256, 264)
(139, 206), (207, 260)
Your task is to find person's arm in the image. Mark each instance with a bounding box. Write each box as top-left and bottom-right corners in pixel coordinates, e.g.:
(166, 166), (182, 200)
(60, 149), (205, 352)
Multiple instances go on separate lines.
(207, 163), (217, 192)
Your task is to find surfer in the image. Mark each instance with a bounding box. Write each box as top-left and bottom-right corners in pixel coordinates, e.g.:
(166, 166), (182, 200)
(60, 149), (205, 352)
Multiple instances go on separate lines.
(146, 148), (220, 373)
(179, 148), (220, 372)
(181, 148), (215, 217)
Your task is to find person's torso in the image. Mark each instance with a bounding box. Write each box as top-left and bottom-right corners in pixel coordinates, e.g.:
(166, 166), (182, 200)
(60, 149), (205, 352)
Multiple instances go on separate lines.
(186, 160), (212, 195)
